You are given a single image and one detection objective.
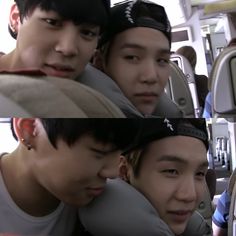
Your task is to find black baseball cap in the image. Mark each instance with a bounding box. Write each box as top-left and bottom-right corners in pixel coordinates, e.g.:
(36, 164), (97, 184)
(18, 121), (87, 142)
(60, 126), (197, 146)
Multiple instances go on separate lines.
(99, 0), (171, 47)
(123, 118), (209, 154)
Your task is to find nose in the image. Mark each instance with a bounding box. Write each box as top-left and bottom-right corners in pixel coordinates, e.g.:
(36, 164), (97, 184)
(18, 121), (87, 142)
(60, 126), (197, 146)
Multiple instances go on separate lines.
(139, 59), (158, 84)
(175, 177), (197, 203)
(54, 23), (78, 57)
(99, 156), (120, 179)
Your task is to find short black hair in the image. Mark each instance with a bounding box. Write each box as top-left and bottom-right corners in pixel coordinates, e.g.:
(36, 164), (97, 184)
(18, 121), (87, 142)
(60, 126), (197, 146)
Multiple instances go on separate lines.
(14, 0), (109, 33)
(11, 118), (141, 152)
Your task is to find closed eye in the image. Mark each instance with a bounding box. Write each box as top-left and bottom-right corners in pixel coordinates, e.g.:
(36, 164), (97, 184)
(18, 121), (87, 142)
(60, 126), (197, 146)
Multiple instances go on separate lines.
(124, 55), (139, 63)
(162, 169), (178, 176)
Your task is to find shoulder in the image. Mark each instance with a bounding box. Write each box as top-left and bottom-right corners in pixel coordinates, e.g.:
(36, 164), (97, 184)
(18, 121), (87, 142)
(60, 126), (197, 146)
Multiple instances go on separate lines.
(77, 64), (143, 118)
(79, 178), (174, 236)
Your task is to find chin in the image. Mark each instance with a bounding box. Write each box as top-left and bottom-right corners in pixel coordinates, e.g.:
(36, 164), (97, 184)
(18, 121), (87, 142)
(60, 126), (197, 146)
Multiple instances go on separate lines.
(171, 223), (188, 236)
(64, 196), (94, 207)
(139, 107), (156, 116)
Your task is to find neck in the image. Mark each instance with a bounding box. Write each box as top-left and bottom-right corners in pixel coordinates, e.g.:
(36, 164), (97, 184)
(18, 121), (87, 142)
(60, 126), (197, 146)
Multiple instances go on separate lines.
(0, 148), (60, 217)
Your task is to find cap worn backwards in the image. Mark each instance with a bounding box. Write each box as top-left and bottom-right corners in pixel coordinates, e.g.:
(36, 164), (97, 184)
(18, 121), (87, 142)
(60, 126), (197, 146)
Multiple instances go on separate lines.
(99, 0), (171, 47)
(123, 118), (208, 154)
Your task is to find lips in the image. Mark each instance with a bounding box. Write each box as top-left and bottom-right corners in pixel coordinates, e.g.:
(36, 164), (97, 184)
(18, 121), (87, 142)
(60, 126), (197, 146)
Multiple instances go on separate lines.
(44, 63), (75, 78)
(168, 210), (193, 223)
(135, 92), (158, 102)
(86, 187), (105, 197)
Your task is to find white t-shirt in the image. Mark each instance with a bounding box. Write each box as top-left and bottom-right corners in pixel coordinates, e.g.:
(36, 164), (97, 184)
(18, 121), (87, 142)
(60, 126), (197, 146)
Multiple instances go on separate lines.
(0, 155), (78, 236)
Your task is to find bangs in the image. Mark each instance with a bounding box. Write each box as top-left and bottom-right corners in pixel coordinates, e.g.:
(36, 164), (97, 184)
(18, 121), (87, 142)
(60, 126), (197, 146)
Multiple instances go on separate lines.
(22, 0), (108, 31)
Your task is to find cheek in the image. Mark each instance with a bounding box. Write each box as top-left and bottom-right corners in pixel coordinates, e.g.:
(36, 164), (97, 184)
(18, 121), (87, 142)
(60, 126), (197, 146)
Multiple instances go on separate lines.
(196, 182), (208, 204)
(79, 41), (97, 62)
(158, 68), (170, 87)
(20, 45), (44, 67)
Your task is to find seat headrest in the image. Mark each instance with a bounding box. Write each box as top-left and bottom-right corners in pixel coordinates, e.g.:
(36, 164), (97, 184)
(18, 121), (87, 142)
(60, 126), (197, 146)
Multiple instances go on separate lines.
(211, 46), (236, 117)
(0, 74), (125, 117)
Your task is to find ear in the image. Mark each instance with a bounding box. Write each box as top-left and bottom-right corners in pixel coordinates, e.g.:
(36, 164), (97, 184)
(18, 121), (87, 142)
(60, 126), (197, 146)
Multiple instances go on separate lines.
(119, 156), (132, 182)
(13, 118), (37, 150)
(9, 3), (21, 35)
(92, 49), (105, 72)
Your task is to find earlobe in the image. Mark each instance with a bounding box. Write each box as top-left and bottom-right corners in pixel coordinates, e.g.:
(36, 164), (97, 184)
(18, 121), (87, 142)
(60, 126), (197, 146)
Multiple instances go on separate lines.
(92, 50), (105, 72)
(119, 156), (130, 181)
(9, 3), (21, 36)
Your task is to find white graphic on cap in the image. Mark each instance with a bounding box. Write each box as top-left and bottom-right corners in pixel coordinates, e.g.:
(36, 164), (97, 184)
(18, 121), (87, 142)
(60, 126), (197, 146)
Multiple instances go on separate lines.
(125, 1), (136, 23)
(164, 118), (174, 131)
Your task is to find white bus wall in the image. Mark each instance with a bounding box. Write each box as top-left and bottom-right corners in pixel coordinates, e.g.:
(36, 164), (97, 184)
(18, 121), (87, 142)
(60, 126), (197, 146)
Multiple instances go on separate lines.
(0, 0), (16, 54)
(171, 7), (209, 77)
(0, 121), (18, 153)
(223, 13), (236, 43)
(228, 122), (236, 171)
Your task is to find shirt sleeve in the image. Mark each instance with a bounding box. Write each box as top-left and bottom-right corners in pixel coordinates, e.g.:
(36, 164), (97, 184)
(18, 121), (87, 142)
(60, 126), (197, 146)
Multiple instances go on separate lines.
(212, 190), (231, 229)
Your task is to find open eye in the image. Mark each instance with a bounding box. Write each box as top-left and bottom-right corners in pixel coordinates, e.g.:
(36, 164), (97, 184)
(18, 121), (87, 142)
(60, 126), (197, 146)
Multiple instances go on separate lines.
(195, 171), (207, 180)
(43, 18), (62, 27)
(80, 28), (98, 40)
(156, 58), (170, 67)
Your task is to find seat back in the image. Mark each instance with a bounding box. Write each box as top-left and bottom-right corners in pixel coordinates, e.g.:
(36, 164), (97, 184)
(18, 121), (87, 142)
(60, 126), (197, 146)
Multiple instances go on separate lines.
(0, 93), (31, 116)
(165, 60), (195, 117)
(170, 54), (201, 117)
(0, 74), (125, 117)
(211, 46), (236, 118)
(196, 169), (216, 227)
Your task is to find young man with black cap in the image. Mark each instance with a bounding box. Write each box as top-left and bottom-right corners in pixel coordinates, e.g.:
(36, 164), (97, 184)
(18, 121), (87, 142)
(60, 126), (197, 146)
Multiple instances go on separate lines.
(79, 118), (212, 235)
(91, 0), (173, 117)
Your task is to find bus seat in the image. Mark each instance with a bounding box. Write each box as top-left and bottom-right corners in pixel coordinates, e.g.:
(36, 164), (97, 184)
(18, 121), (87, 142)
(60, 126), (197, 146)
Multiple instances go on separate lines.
(0, 74), (125, 118)
(0, 93), (31, 116)
(211, 46), (236, 118)
(165, 60), (195, 117)
(197, 169), (216, 227)
(45, 76), (125, 118)
(170, 54), (201, 117)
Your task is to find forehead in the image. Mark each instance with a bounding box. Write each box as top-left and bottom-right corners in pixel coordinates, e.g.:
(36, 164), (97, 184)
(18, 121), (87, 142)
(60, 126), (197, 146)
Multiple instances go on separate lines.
(145, 135), (207, 165)
(111, 27), (170, 52)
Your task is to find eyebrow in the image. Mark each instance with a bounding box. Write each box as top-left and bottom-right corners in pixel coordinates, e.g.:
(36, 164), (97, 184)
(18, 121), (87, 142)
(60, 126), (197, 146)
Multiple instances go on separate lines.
(157, 155), (209, 168)
(89, 147), (119, 155)
(120, 43), (171, 55)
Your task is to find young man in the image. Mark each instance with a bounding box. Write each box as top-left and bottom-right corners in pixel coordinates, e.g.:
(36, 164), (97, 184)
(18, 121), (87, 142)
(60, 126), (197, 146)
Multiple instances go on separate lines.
(0, 118), (140, 235)
(92, 0), (172, 116)
(79, 118), (211, 235)
(0, 0), (109, 79)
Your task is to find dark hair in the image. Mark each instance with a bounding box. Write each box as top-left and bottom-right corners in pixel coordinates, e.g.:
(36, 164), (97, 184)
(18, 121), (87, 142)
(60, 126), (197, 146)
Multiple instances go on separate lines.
(12, 118), (141, 151)
(12, 0), (109, 36)
(176, 46), (197, 71)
